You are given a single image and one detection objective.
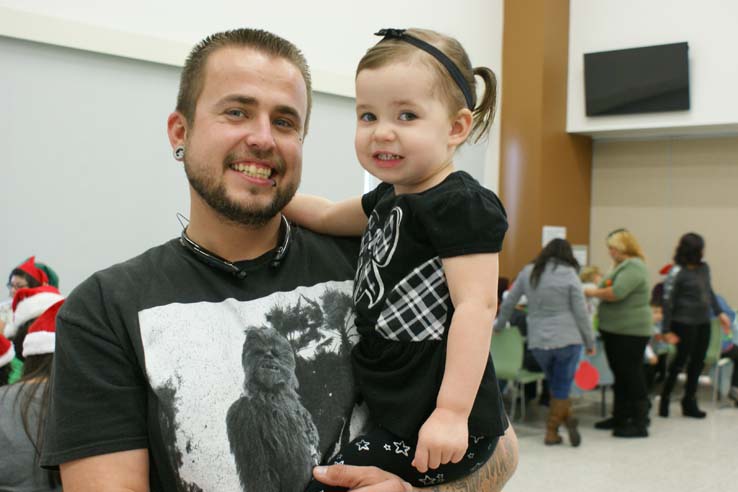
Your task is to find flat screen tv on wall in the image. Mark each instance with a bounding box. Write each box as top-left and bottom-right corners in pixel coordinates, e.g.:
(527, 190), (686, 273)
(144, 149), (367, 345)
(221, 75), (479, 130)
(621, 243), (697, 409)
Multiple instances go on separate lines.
(584, 42), (690, 116)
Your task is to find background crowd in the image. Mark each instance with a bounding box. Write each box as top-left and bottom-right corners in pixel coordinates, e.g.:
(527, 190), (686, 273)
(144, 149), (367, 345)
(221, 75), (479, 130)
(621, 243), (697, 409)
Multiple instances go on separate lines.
(494, 229), (737, 446)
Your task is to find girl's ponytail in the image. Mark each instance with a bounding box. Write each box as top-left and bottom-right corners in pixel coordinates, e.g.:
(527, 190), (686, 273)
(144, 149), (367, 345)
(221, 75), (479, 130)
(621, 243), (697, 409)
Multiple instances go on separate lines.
(470, 67), (497, 144)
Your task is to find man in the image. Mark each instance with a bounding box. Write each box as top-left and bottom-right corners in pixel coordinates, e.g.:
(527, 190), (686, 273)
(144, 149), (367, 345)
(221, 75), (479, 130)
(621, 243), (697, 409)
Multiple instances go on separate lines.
(41, 29), (518, 491)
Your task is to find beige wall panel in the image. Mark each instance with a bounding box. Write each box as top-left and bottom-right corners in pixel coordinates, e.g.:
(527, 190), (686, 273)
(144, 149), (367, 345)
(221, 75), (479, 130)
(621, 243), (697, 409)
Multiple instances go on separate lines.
(590, 137), (738, 304)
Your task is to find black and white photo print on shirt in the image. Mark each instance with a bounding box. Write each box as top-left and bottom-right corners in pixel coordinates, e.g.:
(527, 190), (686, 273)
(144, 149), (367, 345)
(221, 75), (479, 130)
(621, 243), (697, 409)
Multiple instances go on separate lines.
(139, 280), (364, 492)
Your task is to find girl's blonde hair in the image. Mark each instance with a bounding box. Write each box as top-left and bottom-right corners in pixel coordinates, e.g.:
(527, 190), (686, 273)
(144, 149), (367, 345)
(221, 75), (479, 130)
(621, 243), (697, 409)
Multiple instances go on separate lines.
(579, 265), (602, 283)
(606, 229), (645, 261)
(357, 28), (497, 144)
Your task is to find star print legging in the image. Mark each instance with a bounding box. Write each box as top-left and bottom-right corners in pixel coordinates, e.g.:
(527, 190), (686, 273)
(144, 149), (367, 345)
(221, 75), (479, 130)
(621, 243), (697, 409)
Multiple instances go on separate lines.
(304, 427), (498, 491)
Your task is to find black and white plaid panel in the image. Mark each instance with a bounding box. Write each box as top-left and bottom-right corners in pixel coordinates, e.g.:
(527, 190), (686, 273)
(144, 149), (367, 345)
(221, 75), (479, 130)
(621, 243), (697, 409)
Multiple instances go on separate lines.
(375, 257), (449, 342)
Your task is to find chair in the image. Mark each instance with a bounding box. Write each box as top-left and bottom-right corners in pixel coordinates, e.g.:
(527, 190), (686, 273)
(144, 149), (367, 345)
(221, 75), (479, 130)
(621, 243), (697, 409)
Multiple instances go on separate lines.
(584, 337), (614, 416)
(490, 326), (546, 421)
(705, 319), (731, 402)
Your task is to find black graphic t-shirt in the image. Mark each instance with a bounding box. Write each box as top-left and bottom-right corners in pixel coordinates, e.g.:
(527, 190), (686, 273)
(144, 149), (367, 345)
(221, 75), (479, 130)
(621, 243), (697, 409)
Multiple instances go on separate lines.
(352, 171), (509, 440)
(41, 228), (365, 492)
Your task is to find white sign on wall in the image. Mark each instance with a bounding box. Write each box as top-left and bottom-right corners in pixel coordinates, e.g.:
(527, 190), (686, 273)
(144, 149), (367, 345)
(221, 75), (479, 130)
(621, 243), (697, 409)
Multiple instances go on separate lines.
(542, 225), (567, 246)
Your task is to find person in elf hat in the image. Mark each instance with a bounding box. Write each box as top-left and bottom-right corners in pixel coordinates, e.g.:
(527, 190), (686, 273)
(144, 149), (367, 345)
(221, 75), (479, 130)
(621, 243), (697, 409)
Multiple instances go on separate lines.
(0, 300), (64, 491)
(2, 256), (60, 337)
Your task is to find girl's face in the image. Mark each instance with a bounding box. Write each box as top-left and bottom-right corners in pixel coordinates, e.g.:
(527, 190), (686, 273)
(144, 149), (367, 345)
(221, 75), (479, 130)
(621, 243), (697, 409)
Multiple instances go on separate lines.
(354, 61), (469, 194)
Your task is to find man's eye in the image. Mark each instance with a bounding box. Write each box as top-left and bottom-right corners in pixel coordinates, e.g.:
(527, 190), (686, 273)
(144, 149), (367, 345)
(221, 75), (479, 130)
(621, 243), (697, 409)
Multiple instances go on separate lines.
(359, 112), (376, 122)
(226, 109), (246, 118)
(399, 112), (417, 121)
(274, 118), (295, 129)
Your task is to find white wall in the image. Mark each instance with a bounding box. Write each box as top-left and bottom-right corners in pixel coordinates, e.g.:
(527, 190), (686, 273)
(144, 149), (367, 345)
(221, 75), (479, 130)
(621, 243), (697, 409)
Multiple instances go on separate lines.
(567, 0), (738, 138)
(0, 1), (504, 190)
(0, 2), (505, 293)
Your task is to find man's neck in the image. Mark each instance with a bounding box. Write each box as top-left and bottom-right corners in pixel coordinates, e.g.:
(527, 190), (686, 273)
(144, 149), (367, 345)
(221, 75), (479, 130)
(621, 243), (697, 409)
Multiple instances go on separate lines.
(185, 203), (282, 263)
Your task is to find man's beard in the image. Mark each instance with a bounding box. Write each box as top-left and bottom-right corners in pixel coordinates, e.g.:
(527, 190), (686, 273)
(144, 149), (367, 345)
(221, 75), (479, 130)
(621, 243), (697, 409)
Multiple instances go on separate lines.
(184, 157), (297, 227)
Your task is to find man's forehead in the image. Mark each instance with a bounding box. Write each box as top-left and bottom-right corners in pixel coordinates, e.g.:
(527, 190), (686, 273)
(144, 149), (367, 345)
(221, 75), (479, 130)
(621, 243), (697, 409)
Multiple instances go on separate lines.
(202, 46), (307, 104)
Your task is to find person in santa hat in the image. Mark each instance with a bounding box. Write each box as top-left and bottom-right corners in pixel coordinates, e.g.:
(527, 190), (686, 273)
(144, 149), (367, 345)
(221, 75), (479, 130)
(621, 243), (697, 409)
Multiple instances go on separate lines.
(1, 256), (60, 337)
(3, 285), (64, 389)
(0, 300), (63, 491)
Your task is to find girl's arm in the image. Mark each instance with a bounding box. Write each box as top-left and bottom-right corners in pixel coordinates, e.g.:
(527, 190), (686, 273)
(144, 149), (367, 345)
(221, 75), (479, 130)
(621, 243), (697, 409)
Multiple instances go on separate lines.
(412, 253), (498, 474)
(283, 194), (367, 236)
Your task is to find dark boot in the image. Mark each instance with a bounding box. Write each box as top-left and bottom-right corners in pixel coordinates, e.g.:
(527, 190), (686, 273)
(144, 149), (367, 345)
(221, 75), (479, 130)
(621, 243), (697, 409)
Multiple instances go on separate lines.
(595, 395), (624, 430)
(561, 399), (581, 447)
(545, 399), (565, 445)
(594, 416), (615, 430)
(681, 397), (706, 418)
(613, 400), (649, 438)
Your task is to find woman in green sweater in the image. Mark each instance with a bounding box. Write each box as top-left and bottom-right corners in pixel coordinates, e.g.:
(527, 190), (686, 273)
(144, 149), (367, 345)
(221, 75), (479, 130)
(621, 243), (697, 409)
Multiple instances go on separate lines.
(585, 229), (652, 438)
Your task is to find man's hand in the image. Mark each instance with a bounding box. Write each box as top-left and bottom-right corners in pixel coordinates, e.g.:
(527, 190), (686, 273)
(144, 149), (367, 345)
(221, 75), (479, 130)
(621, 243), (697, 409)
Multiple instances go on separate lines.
(586, 346), (596, 356)
(313, 464), (412, 491)
(411, 407), (468, 474)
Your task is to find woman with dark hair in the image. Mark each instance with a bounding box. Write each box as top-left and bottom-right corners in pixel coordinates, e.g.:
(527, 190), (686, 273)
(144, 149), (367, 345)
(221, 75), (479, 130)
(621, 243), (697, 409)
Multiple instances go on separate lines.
(0, 300), (63, 491)
(659, 232), (731, 418)
(495, 239), (595, 447)
(2, 256), (59, 338)
(585, 229), (651, 438)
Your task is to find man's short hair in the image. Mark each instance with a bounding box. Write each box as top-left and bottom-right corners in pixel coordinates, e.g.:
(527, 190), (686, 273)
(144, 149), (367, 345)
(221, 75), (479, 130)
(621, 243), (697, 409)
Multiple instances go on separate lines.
(176, 28), (313, 134)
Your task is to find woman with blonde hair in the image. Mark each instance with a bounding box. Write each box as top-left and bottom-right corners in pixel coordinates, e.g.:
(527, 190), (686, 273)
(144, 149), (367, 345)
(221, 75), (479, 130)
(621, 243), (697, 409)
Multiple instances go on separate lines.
(585, 229), (652, 438)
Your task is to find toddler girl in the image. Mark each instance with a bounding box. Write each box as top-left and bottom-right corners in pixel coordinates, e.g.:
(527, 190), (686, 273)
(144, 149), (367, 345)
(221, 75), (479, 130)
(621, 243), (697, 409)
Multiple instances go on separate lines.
(289, 28), (509, 489)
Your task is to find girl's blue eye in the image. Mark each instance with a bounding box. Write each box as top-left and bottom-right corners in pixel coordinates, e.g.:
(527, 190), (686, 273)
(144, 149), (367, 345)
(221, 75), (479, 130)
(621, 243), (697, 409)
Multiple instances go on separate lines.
(399, 112), (417, 121)
(359, 112), (376, 122)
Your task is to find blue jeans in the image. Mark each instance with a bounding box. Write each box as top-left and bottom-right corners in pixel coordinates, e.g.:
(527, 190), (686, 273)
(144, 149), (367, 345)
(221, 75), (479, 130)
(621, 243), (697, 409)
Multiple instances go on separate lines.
(531, 344), (582, 399)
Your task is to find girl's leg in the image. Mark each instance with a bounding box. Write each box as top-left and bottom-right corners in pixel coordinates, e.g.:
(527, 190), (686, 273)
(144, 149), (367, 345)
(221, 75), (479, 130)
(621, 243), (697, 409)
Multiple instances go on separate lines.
(660, 322), (693, 417)
(531, 349), (562, 445)
(305, 427), (499, 490)
(548, 344), (584, 446)
(682, 322), (711, 418)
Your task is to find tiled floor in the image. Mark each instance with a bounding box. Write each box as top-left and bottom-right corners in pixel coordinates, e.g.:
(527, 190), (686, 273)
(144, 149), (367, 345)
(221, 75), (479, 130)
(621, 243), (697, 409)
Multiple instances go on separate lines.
(504, 388), (738, 492)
